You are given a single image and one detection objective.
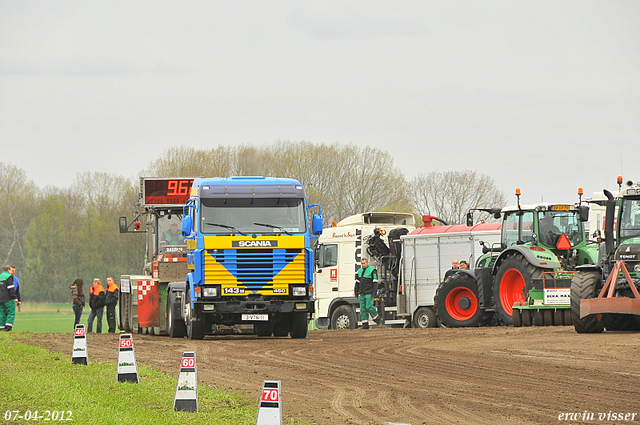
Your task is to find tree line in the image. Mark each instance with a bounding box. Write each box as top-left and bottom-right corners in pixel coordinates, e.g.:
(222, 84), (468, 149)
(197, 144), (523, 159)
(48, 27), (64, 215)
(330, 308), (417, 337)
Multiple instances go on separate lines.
(0, 141), (505, 302)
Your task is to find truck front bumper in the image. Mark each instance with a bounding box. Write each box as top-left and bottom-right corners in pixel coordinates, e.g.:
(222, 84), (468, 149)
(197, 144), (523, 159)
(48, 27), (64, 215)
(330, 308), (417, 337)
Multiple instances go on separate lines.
(194, 299), (314, 314)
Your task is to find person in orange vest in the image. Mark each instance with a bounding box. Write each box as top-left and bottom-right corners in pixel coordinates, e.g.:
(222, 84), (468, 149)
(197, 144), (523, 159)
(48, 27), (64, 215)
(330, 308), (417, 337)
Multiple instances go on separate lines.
(87, 278), (106, 333)
(105, 276), (119, 333)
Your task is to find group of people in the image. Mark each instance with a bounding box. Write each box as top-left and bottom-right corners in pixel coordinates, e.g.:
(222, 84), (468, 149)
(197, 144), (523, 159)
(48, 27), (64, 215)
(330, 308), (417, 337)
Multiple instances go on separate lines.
(0, 265), (21, 331)
(444, 258), (470, 279)
(70, 276), (119, 333)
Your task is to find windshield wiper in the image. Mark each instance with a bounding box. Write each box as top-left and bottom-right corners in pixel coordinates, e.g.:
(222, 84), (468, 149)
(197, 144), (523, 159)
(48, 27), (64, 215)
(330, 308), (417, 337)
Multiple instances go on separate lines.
(253, 222), (292, 236)
(205, 223), (247, 236)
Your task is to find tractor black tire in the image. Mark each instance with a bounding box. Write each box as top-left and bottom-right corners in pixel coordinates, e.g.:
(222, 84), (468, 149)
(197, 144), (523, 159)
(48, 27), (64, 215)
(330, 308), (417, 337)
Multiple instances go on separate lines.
(521, 307), (532, 326)
(554, 309), (564, 326)
(512, 302), (522, 327)
(330, 305), (357, 330)
(543, 309), (554, 326)
(290, 312), (308, 339)
(570, 271), (604, 333)
(273, 318), (291, 337)
(254, 322), (274, 337)
(435, 274), (492, 328)
(603, 314), (640, 331)
(494, 253), (543, 326)
(413, 307), (436, 328)
(166, 291), (186, 338)
(185, 289), (206, 340)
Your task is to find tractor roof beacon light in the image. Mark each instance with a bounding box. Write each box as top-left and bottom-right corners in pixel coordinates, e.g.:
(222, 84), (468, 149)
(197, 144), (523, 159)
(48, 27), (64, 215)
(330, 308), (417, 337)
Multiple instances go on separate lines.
(617, 176), (623, 191)
(578, 187), (583, 205)
(515, 188), (521, 210)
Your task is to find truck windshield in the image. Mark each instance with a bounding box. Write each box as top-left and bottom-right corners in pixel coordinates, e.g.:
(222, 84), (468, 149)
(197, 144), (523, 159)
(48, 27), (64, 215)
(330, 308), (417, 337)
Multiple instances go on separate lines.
(539, 210), (583, 247)
(200, 197), (307, 234)
(619, 198), (640, 241)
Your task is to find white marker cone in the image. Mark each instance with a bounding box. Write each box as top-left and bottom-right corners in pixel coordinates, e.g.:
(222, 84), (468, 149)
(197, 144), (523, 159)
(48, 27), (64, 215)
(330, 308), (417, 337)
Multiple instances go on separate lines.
(116, 334), (139, 383)
(256, 381), (282, 425)
(72, 324), (88, 365)
(173, 351), (197, 412)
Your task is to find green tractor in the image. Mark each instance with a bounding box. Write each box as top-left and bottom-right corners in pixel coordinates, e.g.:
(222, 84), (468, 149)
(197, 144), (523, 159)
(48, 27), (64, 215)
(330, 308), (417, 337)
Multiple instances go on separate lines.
(467, 188), (598, 326)
(571, 178), (640, 333)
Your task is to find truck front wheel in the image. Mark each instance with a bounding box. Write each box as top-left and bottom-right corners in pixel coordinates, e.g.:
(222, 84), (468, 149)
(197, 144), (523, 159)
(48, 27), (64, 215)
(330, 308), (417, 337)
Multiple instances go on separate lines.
(185, 289), (205, 340)
(330, 305), (356, 330)
(290, 312), (308, 339)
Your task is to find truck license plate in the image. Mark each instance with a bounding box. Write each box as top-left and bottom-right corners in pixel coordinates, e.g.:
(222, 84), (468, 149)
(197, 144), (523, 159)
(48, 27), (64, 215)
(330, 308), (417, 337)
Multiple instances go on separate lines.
(242, 314), (268, 321)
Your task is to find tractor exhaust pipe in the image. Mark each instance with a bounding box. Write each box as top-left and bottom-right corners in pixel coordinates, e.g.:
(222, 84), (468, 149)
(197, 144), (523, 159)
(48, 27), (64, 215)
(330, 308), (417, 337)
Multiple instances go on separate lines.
(603, 189), (615, 257)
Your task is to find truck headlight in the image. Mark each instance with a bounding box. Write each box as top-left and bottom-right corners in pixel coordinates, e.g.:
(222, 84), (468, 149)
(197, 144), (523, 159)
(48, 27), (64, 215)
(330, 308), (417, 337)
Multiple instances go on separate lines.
(203, 287), (218, 297)
(292, 286), (307, 297)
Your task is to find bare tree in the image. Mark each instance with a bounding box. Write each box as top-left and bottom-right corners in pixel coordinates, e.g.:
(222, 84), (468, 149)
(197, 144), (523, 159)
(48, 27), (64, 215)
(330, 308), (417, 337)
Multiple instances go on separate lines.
(411, 170), (506, 225)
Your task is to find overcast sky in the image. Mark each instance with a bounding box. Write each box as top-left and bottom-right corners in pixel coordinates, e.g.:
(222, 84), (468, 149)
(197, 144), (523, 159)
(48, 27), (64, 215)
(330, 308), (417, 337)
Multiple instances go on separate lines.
(1, 1), (639, 205)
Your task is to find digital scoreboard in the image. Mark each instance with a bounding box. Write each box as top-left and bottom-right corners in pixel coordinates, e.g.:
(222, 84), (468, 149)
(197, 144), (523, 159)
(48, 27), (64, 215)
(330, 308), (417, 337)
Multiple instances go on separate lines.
(142, 178), (194, 207)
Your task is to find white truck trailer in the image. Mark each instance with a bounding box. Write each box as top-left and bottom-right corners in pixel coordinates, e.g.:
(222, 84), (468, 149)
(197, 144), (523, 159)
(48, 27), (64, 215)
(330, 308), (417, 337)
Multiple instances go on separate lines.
(398, 222), (502, 327)
(314, 211), (501, 329)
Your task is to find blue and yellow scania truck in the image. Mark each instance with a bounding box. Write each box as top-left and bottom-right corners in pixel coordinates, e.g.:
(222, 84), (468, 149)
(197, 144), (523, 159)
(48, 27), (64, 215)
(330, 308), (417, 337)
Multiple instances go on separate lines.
(119, 176), (322, 340)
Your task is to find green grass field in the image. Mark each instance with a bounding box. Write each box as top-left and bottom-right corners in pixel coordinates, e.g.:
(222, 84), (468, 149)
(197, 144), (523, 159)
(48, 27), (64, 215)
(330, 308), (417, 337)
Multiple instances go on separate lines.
(2, 305), (313, 425)
(13, 303), (96, 333)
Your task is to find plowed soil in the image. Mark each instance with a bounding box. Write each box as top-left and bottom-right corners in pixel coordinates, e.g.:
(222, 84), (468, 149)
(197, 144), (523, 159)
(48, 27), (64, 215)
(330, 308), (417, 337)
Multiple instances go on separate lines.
(25, 326), (640, 424)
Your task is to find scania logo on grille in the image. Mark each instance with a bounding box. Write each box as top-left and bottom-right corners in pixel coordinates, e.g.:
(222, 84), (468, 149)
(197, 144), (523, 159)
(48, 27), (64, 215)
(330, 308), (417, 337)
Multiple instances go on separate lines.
(232, 240), (278, 247)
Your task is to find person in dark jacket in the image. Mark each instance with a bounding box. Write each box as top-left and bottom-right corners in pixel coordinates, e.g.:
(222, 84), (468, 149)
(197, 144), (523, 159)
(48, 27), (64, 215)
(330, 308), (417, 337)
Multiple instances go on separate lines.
(0, 265), (20, 331)
(87, 278), (106, 333)
(70, 278), (85, 329)
(354, 258), (381, 329)
(105, 276), (119, 333)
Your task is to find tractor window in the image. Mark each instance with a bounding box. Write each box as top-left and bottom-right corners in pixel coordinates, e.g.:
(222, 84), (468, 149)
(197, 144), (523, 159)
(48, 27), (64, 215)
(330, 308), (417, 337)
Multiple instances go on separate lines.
(502, 211), (534, 246)
(619, 198), (640, 241)
(318, 244), (338, 268)
(539, 211), (583, 247)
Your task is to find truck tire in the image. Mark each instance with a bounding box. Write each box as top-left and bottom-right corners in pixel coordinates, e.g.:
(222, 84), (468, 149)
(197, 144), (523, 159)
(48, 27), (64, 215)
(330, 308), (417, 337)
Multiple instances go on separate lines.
(330, 305), (357, 330)
(413, 307), (436, 328)
(254, 322), (274, 337)
(494, 253), (542, 326)
(435, 274), (491, 328)
(273, 318), (291, 337)
(166, 291), (186, 338)
(570, 271), (604, 333)
(185, 289), (205, 340)
(290, 312), (308, 339)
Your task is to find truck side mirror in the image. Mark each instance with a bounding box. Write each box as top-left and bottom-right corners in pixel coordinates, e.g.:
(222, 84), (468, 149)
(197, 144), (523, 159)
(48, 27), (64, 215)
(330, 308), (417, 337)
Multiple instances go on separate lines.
(182, 215), (192, 237)
(466, 212), (473, 227)
(312, 214), (323, 236)
(579, 205), (589, 222)
(119, 217), (128, 233)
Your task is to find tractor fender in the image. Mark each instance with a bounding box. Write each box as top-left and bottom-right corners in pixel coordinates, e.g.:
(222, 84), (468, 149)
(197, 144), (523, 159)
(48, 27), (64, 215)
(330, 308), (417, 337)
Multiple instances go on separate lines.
(491, 246), (558, 276)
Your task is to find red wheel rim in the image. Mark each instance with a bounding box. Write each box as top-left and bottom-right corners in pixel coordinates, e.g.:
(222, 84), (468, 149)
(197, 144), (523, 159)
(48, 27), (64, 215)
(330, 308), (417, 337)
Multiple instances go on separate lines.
(445, 287), (478, 321)
(500, 269), (526, 316)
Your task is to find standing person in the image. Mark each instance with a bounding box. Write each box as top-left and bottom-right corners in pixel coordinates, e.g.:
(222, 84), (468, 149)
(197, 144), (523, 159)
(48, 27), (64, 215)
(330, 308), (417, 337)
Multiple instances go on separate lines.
(70, 278), (85, 329)
(87, 278), (106, 333)
(105, 277), (119, 333)
(444, 258), (460, 279)
(0, 265), (20, 331)
(354, 258), (381, 329)
(459, 261), (469, 270)
(9, 266), (21, 312)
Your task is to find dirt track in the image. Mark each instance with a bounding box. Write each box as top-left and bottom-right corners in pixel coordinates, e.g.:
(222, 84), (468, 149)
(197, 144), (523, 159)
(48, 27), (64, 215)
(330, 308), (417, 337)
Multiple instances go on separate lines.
(26, 326), (640, 425)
